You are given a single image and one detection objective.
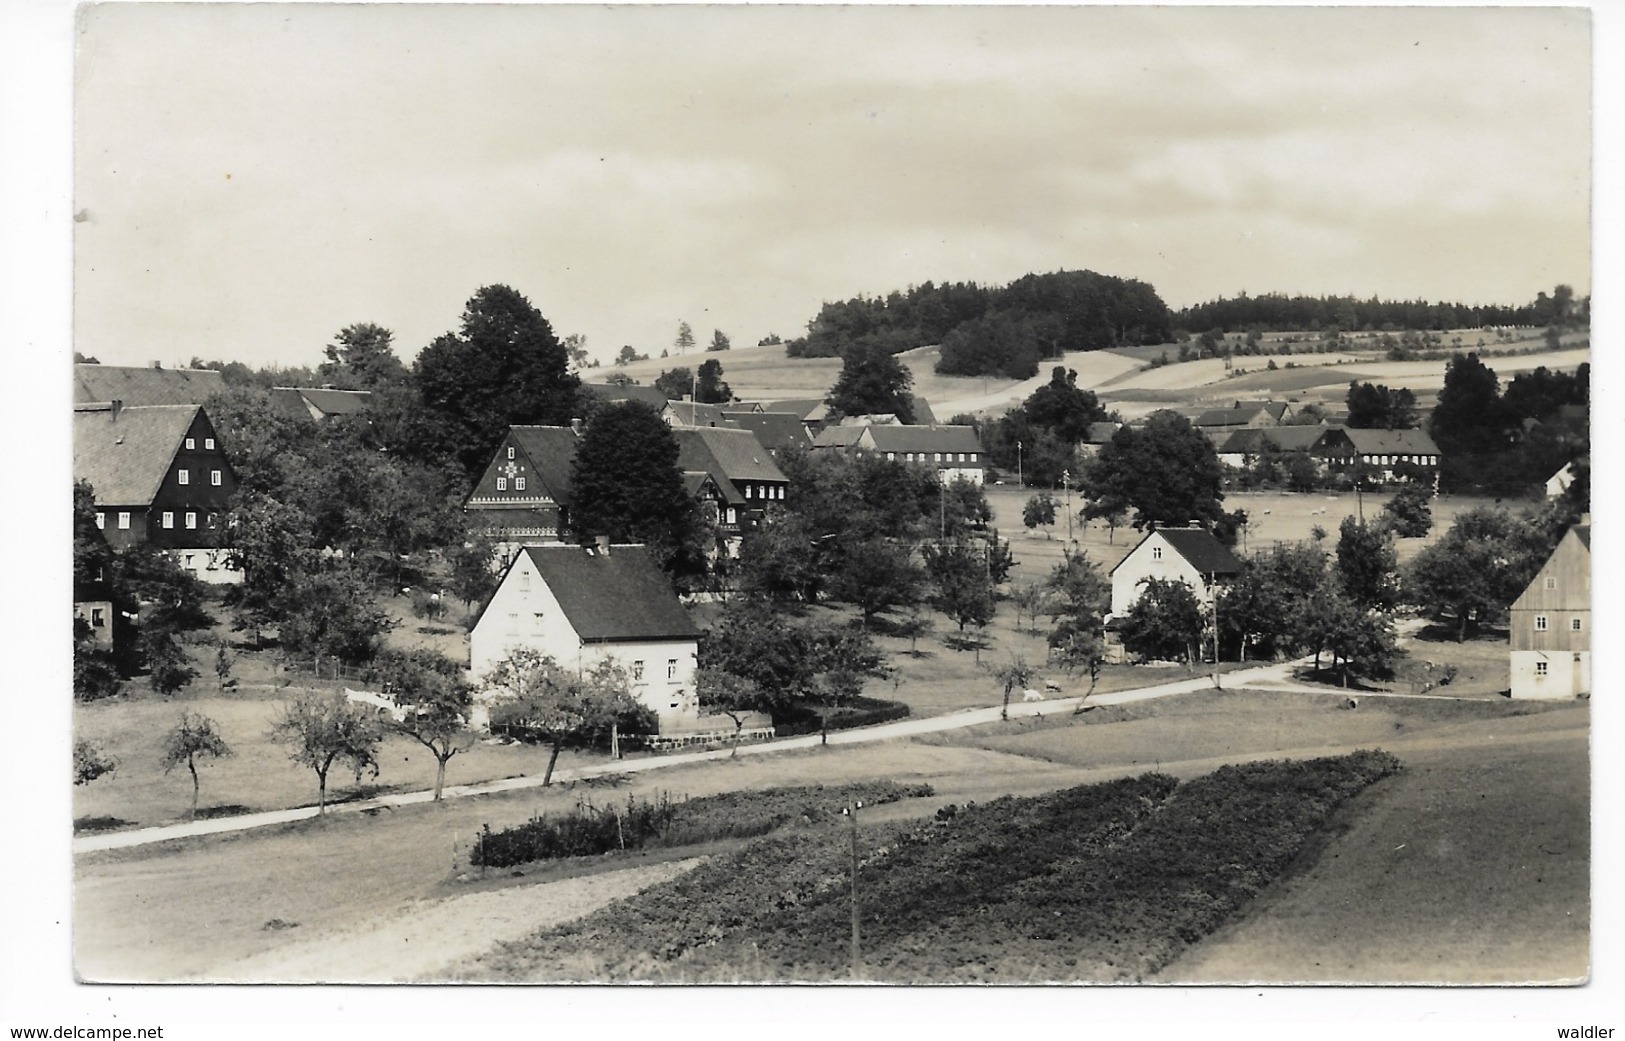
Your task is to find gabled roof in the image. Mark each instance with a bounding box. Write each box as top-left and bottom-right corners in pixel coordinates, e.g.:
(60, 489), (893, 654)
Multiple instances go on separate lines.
(74, 404), (199, 505)
(674, 427), (787, 486)
(1194, 409), (1254, 429)
(519, 544), (700, 643)
(681, 470), (726, 500)
(1338, 428), (1441, 456)
(1233, 401), (1291, 421)
(1083, 421), (1122, 445)
(664, 401), (739, 428)
(721, 411), (812, 452)
(1217, 427), (1328, 455)
(767, 399), (830, 422)
(508, 426), (583, 504)
(269, 386), (372, 420)
(1510, 524), (1590, 612)
(910, 396), (938, 425)
(811, 425), (867, 449)
(1112, 526), (1244, 578)
(74, 365), (226, 407)
(583, 383), (669, 409)
(853, 424), (984, 456)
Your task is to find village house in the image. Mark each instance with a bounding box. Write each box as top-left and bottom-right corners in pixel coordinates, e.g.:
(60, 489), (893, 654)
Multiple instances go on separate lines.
(469, 541), (768, 743)
(1508, 520), (1590, 700)
(766, 399), (833, 438)
(1106, 525), (1243, 630)
(1075, 421), (1123, 460)
(73, 401), (241, 583)
(720, 411), (813, 455)
(462, 424), (582, 543)
(1214, 426), (1329, 470)
(673, 427), (789, 553)
(1316, 427), (1442, 483)
(812, 424), (987, 485)
(74, 363), (226, 407)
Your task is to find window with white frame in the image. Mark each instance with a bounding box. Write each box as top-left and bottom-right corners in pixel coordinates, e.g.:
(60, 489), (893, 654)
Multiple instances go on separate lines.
(91, 607), (105, 628)
(515, 476), (526, 491)
(185, 512), (197, 529)
(117, 512), (130, 529)
(633, 660), (645, 680)
(211, 470), (221, 486)
(1535, 615), (1549, 631)
(161, 512), (174, 529)
(95, 512), (105, 530)
(185, 437), (195, 450)
(507, 447), (515, 459)
(178, 469), (190, 485)
(205, 437), (215, 450)
(667, 659), (678, 680)
(1152, 546), (1162, 560)
(497, 477), (508, 491)
(1535, 661), (1549, 677)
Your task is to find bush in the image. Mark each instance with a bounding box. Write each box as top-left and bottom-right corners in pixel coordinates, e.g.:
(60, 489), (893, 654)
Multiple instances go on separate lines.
(472, 780), (934, 869)
(771, 697), (911, 737)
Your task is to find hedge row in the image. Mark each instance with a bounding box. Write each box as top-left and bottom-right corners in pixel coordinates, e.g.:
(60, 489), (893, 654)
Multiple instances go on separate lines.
(772, 696), (911, 738)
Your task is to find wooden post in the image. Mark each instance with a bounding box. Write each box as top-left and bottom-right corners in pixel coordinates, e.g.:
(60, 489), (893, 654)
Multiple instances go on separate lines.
(845, 799), (862, 979)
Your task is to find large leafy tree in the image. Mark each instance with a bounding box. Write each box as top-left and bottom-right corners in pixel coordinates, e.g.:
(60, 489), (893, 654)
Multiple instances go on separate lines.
(1217, 541), (1329, 662)
(320, 323), (408, 389)
(1023, 367), (1110, 443)
(414, 284), (581, 478)
(1082, 411), (1226, 531)
(920, 538), (996, 634)
(695, 358), (732, 403)
(1430, 352), (1513, 458)
(276, 565), (397, 671)
(568, 401), (703, 577)
(1404, 507), (1542, 641)
(828, 537), (923, 626)
(483, 651), (653, 786)
(826, 341), (915, 422)
(1117, 578), (1204, 668)
(1345, 382), (1419, 430)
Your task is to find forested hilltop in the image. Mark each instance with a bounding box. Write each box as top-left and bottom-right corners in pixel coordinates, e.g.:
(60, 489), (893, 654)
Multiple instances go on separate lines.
(786, 270), (1172, 380)
(1174, 286), (1588, 334)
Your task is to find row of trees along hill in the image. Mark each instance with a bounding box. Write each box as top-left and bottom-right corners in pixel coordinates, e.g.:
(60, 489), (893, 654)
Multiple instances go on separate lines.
(785, 270), (1172, 379)
(1173, 284), (1589, 334)
(1429, 354), (1588, 496)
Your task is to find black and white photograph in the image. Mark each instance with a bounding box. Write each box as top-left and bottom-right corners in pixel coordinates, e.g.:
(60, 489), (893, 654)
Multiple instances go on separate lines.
(5, 0), (1616, 1032)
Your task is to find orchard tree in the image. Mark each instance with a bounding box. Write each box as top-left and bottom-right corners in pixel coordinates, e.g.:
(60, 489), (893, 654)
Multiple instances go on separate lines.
(483, 651), (653, 786)
(696, 668), (788, 756)
(568, 401), (704, 577)
(990, 656), (1036, 722)
(829, 537), (923, 627)
(74, 739), (117, 786)
(447, 539), (501, 614)
(1336, 517), (1399, 611)
(160, 711), (233, 819)
(1048, 621), (1107, 697)
(1217, 541), (1328, 662)
(1382, 485), (1434, 538)
(365, 649), (475, 801)
(223, 491), (317, 647)
(1023, 493), (1058, 537)
(1404, 507), (1532, 641)
(276, 565), (398, 673)
(414, 284), (582, 478)
(141, 628), (197, 697)
(826, 341), (915, 422)
(921, 538), (997, 635)
(269, 692), (384, 813)
(654, 366), (693, 401)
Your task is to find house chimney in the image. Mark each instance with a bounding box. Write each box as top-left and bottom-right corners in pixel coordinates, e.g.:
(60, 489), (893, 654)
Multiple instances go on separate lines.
(594, 535), (611, 555)
(110, 399), (123, 423)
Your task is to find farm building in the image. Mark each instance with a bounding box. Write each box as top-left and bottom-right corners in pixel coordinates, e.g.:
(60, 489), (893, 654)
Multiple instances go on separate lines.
(720, 411), (813, 455)
(1316, 427), (1441, 483)
(812, 424), (987, 485)
(74, 363), (226, 407)
(462, 425), (582, 543)
(1215, 426), (1329, 469)
(469, 542), (724, 736)
(73, 402), (240, 583)
(268, 386), (372, 421)
(1509, 521), (1590, 700)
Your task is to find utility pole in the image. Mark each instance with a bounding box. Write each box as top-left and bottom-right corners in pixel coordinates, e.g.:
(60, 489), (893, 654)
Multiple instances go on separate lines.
(939, 480), (946, 540)
(844, 799), (863, 979)
(1017, 440), (1023, 488)
(1062, 470), (1073, 542)
(1209, 572), (1221, 689)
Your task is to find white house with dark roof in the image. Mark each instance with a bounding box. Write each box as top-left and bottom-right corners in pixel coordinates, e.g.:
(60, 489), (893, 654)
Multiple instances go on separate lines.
(469, 542), (705, 731)
(813, 424), (986, 485)
(73, 402), (240, 583)
(1509, 521), (1590, 700)
(1107, 526), (1244, 620)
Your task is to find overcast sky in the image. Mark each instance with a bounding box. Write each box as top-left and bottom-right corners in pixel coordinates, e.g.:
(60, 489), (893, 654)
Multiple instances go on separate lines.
(73, 4), (1591, 371)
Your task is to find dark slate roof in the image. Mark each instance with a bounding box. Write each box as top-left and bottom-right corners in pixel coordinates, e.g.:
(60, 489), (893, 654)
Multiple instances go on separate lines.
(1083, 421), (1122, 444)
(767, 399), (830, 422)
(1233, 400), (1290, 420)
(674, 427), (787, 485)
(856, 424), (985, 456)
(74, 365), (226, 407)
(522, 544), (700, 643)
(1340, 428), (1442, 456)
(297, 387), (371, 416)
(1194, 409), (1253, 428)
(910, 395), (938, 425)
(721, 411), (811, 452)
(1217, 427), (1328, 454)
(509, 426), (583, 504)
(583, 383), (669, 408)
(1116, 527), (1244, 577)
(665, 401), (738, 428)
(811, 425), (867, 449)
(73, 404), (197, 505)
(1574, 524), (1590, 550)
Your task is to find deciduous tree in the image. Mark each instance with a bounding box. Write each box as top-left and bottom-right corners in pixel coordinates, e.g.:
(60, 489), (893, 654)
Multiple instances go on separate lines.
(826, 341), (915, 422)
(74, 739), (116, 786)
(568, 402), (704, 578)
(1335, 517), (1399, 611)
(1082, 411), (1225, 531)
(320, 323), (407, 389)
(483, 651), (653, 786)
(160, 711), (233, 819)
(1117, 578), (1204, 669)
(920, 538), (996, 635)
(269, 692), (383, 813)
(365, 648), (475, 801)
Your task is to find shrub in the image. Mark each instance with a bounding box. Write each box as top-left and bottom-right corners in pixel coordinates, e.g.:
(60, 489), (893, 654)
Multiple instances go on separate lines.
(771, 697), (911, 737)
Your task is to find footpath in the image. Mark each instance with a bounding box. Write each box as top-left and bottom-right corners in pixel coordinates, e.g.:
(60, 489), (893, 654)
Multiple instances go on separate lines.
(73, 655), (1405, 855)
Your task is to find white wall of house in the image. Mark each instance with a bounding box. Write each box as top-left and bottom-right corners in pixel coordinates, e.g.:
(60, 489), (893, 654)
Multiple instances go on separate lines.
(1109, 533), (1214, 618)
(172, 548), (242, 585)
(1510, 650), (1590, 700)
(468, 558), (700, 729)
